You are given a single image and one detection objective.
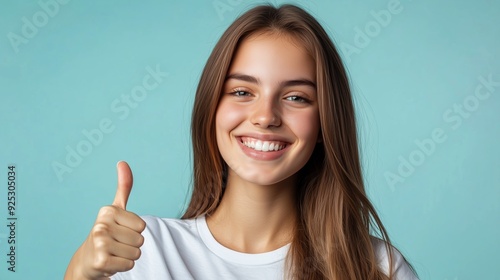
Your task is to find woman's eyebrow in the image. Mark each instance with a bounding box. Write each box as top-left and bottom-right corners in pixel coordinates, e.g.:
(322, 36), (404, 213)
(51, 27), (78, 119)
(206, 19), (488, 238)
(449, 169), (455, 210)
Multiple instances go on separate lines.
(225, 73), (316, 89)
(281, 79), (316, 89)
(226, 73), (259, 84)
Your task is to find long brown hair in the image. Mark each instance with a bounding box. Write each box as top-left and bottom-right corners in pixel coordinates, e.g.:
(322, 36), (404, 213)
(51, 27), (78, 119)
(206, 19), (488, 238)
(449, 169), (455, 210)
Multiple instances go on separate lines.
(184, 4), (400, 279)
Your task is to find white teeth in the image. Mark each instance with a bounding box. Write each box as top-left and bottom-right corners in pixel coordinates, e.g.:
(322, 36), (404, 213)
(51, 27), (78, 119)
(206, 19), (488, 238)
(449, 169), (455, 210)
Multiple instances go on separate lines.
(255, 141), (263, 150)
(262, 142), (269, 151)
(242, 139), (285, 152)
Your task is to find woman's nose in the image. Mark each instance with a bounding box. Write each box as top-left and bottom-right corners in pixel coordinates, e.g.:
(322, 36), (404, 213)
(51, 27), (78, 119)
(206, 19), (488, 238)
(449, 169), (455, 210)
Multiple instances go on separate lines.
(249, 97), (281, 128)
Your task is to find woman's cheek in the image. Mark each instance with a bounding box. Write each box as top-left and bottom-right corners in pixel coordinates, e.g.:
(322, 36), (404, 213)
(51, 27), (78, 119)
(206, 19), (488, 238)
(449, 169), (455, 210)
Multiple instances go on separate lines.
(286, 110), (320, 142)
(216, 101), (247, 131)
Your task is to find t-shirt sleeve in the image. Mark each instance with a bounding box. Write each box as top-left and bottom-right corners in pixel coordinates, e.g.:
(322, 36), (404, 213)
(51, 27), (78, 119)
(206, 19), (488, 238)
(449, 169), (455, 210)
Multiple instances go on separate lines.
(372, 237), (419, 280)
(391, 247), (419, 279)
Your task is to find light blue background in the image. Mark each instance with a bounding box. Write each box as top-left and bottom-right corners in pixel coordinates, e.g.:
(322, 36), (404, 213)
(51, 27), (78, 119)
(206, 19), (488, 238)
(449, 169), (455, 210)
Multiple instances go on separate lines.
(1, 0), (499, 279)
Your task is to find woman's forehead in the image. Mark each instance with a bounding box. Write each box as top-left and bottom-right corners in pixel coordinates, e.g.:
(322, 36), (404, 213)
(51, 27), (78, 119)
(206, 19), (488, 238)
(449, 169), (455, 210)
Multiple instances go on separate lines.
(228, 32), (316, 81)
(243, 30), (311, 53)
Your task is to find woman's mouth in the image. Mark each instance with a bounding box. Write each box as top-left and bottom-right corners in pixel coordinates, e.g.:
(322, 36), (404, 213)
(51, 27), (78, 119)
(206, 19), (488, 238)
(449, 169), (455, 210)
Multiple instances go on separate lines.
(239, 137), (288, 152)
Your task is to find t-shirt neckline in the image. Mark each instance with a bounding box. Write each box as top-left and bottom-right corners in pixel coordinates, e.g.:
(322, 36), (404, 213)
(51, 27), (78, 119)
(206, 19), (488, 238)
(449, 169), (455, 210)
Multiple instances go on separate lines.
(196, 215), (290, 266)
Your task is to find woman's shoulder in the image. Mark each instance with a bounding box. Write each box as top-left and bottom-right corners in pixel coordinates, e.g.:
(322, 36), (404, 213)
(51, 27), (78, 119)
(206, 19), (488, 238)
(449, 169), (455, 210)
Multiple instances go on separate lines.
(370, 236), (419, 280)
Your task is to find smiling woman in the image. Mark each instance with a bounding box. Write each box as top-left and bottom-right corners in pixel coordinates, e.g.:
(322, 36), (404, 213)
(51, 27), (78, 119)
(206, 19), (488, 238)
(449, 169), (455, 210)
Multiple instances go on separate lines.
(65, 4), (418, 280)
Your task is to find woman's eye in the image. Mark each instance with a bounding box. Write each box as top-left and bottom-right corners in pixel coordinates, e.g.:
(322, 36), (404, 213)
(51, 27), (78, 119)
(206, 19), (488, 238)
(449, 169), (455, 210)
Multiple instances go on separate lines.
(285, 95), (309, 103)
(230, 90), (251, 97)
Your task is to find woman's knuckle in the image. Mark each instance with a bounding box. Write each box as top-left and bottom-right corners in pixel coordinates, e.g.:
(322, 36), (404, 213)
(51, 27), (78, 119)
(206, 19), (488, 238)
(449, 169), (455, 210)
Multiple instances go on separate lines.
(91, 223), (109, 237)
(93, 252), (111, 271)
(98, 206), (116, 218)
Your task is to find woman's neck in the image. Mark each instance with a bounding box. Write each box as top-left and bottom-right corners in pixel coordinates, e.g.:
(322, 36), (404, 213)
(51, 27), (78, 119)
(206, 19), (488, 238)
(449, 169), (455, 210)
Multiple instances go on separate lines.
(206, 173), (297, 254)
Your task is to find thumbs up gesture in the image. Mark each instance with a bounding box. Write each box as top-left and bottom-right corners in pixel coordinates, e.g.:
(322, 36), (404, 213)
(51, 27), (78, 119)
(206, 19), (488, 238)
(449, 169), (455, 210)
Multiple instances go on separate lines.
(65, 161), (146, 280)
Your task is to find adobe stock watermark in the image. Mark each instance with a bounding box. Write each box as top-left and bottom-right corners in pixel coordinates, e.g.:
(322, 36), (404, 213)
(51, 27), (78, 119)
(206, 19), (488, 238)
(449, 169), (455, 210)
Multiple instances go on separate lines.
(385, 74), (499, 191)
(213, 0), (243, 21)
(51, 65), (169, 182)
(340, 0), (408, 63)
(7, 0), (71, 54)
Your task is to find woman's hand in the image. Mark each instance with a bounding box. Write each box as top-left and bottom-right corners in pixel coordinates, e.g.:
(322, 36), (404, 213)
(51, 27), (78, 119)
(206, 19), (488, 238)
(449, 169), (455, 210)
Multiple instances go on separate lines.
(65, 161), (146, 280)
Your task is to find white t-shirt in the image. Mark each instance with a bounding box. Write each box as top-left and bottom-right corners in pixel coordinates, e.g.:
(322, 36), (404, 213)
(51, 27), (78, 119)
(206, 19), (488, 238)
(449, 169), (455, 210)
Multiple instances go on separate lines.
(111, 215), (418, 280)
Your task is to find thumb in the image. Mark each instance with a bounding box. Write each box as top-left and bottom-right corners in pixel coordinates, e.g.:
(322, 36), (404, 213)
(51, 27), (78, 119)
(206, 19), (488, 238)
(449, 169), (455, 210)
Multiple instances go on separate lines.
(112, 161), (134, 210)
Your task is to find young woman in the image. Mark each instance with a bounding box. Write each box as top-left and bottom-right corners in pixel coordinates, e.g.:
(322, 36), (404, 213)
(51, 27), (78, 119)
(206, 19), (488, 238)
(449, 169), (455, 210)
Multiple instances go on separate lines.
(65, 4), (418, 280)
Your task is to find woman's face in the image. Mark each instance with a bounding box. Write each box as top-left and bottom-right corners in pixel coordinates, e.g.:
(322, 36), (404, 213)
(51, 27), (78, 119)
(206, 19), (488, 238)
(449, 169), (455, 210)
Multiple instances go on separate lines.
(215, 32), (320, 187)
